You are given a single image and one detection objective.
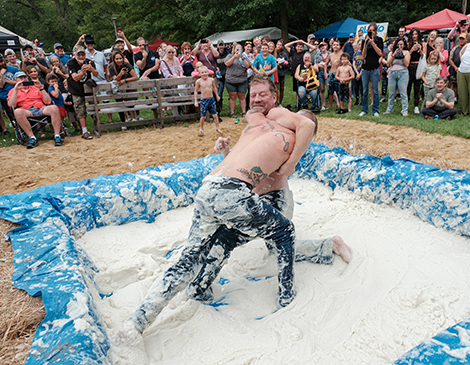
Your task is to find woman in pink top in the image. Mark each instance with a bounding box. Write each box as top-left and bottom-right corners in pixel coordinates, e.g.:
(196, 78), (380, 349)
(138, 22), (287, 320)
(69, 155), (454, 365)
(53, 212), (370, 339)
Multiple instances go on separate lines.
(434, 37), (449, 77)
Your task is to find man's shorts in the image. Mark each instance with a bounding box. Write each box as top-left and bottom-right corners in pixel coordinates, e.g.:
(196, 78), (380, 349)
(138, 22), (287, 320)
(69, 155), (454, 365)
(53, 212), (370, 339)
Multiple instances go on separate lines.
(200, 97), (217, 117)
(27, 106), (47, 117)
(339, 83), (350, 103)
(328, 72), (339, 94)
(72, 95), (87, 119)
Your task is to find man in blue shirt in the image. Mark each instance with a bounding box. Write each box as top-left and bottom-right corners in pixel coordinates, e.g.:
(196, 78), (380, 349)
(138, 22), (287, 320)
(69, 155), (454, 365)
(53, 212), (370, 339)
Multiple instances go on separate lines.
(252, 43), (277, 82)
(0, 54), (18, 135)
(49, 43), (72, 68)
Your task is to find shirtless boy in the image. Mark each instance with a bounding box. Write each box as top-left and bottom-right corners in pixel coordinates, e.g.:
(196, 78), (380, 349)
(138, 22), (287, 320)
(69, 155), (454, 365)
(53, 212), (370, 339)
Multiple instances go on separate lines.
(324, 40), (342, 109)
(194, 65), (221, 136)
(335, 53), (355, 114)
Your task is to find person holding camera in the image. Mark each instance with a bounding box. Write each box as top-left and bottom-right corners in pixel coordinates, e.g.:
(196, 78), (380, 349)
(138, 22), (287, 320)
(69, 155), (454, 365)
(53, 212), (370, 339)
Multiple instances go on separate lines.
(448, 19), (470, 44)
(74, 34), (107, 84)
(66, 46), (98, 140)
(134, 37), (161, 80)
(359, 22), (384, 117)
(192, 39), (219, 76)
(407, 28), (425, 115)
(108, 50), (138, 124)
(7, 71), (62, 148)
(21, 45), (48, 80)
(384, 37), (410, 116)
(224, 42), (251, 118)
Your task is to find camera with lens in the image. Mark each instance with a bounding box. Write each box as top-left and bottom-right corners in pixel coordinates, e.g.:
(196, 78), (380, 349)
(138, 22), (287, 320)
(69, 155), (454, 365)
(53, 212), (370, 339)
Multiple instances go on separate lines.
(395, 50), (405, 59)
(460, 19), (467, 27)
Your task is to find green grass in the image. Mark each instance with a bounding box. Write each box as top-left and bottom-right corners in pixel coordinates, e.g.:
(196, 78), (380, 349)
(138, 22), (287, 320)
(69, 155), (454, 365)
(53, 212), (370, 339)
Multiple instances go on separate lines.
(2, 74), (470, 149)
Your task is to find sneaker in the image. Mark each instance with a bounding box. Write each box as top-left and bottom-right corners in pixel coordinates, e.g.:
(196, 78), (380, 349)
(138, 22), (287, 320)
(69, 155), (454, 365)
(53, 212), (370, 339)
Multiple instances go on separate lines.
(230, 113), (237, 118)
(414, 107), (420, 114)
(373, 112), (380, 117)
(401, 111), (408, 116)
(335, 109), (342, 114)
(26, 137), (39, 149)
(383, 111), (392, 114)
(242, 113), (246, 117)
(358, 111), (366, 116)
(354, 100), (359, 106)
(3, 130), (10, 136)
(54, 135), (63, 147)
(320, 106), (326, 111)
(138, 115), (144, 121)
(82, 131), (93, 140)
(380, 97), (386, 102)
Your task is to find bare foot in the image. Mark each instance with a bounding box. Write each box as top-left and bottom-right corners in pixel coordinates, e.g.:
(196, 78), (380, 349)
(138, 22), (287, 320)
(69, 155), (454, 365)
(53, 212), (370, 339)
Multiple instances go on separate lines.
(332, 235), (352, 263)
(216, 128), (223, 135)
(110, 320), (149, 364)
(198, 129), (204, 137)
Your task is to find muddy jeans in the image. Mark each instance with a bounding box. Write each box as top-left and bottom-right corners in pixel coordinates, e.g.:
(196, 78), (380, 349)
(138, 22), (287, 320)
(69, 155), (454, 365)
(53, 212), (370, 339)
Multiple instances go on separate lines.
(186, 188), (334, 302)
(129, 176), (296, 333)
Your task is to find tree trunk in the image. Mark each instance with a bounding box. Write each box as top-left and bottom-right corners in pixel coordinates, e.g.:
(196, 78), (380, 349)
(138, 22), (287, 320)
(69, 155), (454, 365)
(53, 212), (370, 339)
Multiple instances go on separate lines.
(281, 9), (288, 42)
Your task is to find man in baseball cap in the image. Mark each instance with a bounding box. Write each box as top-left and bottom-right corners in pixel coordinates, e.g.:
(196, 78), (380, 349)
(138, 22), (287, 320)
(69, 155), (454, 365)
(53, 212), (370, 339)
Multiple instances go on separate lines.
(4, 48), (21, 69)
(49, 43), (72, 67)
(7, 71), (63, 148)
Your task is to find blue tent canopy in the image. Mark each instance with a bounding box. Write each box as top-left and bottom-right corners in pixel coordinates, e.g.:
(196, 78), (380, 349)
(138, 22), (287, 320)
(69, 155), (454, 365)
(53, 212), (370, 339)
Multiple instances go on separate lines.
(314, 17), (368, 39)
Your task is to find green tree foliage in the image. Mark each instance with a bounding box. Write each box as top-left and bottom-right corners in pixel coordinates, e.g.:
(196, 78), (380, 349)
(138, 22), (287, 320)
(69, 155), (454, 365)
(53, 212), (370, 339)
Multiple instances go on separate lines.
(0, 0), (467, 52)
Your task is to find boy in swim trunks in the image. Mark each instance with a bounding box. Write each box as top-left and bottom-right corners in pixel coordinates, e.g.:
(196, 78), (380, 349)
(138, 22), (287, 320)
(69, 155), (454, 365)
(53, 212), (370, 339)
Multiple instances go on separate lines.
(194, 65), (222, 136)
(335, 53), (354, 114)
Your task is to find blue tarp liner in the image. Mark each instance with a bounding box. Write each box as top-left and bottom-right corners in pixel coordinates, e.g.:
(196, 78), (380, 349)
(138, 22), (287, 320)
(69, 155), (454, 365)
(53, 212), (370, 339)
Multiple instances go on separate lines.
(314, 17), (368, 39)
(1, 142), (470, 364)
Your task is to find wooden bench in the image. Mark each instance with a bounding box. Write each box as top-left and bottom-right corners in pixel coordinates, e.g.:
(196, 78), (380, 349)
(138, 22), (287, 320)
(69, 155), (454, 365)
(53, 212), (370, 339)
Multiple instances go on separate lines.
(84, 77), (200, 136)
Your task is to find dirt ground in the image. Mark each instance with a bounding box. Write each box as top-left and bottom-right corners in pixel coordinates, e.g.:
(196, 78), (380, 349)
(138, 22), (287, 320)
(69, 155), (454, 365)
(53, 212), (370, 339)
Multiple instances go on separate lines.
(1, 116), (470, 363)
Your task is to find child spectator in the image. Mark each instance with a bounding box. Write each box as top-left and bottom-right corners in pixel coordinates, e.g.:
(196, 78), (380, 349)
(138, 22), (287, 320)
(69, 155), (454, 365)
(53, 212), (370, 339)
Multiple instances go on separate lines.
(352, 41), (363, 105)
(191, 61), (214, 77)
(46, 73), (67, 123)
(194, 66), (222, 136)
(421, 51), (442, 107)
(335, 53), (355, 113)
(252, 44), (277, 82)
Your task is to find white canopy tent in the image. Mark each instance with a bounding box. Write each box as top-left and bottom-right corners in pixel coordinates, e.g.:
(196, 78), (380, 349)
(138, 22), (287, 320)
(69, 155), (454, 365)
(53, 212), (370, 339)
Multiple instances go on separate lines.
(205, 27), (298, 44)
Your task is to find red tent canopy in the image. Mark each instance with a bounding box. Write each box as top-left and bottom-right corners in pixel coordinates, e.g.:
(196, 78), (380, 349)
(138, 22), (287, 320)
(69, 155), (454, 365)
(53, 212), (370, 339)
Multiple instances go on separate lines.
(132, 37), (180, 54)
(149, 37), (180, 51)
(405, 9), (468, 31)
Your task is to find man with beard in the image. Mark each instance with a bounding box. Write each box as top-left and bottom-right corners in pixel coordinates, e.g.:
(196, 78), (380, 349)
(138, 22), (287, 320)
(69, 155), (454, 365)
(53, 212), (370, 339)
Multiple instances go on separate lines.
(66, 45), (98, 139)
(48, 43), (72, 68)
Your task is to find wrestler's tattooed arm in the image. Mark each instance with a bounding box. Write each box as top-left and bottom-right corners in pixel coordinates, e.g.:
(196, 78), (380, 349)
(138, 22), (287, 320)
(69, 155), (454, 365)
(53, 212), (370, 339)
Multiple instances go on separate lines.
(237, 166), (268, 186)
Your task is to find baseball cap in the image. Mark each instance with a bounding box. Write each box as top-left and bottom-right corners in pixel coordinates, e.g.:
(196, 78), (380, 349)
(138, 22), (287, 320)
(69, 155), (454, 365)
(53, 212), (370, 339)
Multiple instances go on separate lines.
(349, 33), (355, 37)
(217, 40), (224, 45)
(4, 48), (15, 56)
(54, 43), (63, 49)
(460, 33), (467, 38)
(23, 44), (33, 51)
(320, 41), (327, 46)
(73, 45), (86, 54)
(14, 71), (27, 79)
(308, 34), (316, 39)
(115, 37), (125, 43)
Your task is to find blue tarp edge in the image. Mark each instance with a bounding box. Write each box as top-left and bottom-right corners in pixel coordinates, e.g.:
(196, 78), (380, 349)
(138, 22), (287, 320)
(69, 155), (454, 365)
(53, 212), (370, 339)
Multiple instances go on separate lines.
(1, 142), (469, 363)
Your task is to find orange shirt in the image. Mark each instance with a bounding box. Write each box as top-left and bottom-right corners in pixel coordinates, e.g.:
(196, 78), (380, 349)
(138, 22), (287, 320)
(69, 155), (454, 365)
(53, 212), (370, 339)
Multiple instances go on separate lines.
(8, 86), (46, 109)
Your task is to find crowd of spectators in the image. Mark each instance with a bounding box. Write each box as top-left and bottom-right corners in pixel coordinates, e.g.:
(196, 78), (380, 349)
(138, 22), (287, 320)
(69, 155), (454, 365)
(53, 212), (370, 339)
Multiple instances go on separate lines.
(2, 19), (470, 148)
